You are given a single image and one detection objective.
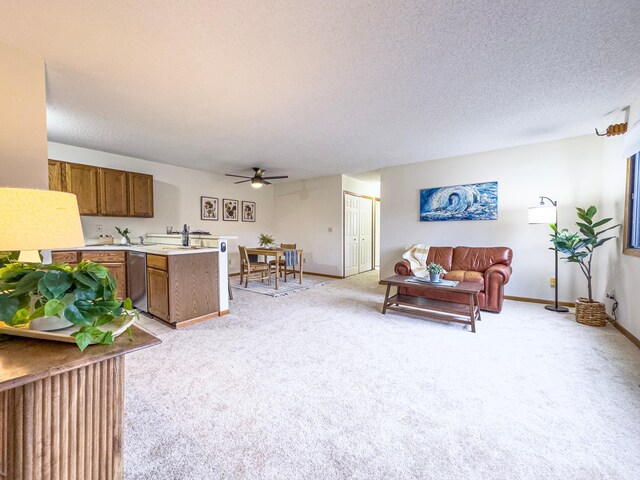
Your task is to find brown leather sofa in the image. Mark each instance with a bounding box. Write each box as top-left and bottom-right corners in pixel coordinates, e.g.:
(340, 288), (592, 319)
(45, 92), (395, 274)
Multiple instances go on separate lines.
(394, 246), (513, 313)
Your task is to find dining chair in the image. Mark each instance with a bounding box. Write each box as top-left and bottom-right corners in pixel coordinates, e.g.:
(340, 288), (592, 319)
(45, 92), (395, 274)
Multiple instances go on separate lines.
(269, 243), (297, 282)
(239, 245), (271, 287)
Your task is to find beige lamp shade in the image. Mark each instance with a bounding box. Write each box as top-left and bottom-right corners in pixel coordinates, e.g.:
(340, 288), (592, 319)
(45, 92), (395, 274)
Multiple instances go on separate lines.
(528, 205), (556, 224)
(0, 188), (85, 257)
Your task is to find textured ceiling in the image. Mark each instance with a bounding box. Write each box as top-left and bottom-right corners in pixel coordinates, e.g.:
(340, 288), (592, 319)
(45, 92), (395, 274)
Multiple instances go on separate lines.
(1, 1), (639, 180)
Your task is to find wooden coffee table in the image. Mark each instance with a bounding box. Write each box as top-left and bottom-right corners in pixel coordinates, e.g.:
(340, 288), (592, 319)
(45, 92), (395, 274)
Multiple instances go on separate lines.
(379, 275), (482, 332)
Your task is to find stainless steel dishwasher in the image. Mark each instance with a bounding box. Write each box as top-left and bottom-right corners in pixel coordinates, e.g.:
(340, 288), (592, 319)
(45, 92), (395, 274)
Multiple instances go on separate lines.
(127, 251), (148, 313)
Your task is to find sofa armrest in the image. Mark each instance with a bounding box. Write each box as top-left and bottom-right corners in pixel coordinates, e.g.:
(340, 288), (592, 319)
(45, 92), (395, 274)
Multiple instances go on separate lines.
(394, 260), (413, 276)
(484, 264), (512, 285)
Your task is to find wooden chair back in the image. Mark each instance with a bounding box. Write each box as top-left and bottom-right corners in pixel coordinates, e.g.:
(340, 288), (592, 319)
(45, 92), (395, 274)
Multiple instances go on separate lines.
(238, 245), (249, 269)
(280, 243), (297, 250)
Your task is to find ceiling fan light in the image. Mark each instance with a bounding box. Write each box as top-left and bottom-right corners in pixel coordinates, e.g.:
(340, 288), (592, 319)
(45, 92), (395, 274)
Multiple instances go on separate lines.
(251, 178), (263, 188)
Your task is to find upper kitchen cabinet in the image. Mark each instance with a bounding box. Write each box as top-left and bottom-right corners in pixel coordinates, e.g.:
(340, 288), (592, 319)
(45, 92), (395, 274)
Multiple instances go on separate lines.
(99, 167), (129, 216)
(128, 172), (154, 217)
(48, 160), (64, 191)
(47, 160), (154, 217)
(64, 162), (99, 215)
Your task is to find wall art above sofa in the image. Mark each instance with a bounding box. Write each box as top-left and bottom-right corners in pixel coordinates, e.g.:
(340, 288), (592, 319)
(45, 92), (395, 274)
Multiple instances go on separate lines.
(419, 181), (498, 222)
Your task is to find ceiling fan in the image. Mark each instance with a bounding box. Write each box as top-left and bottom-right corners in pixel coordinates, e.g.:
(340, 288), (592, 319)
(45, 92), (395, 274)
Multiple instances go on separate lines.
(225, 167), (289, 188)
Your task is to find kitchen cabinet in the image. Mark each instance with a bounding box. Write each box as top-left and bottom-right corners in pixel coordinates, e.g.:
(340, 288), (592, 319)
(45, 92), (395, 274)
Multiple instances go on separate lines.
(48, 160), (64, 191)
(128, 172), (154, 217)
(54, 250), (128, 300)
(103, 262), (127, 300)
(146, 252), (219, 327)
(82, 251), (127, 300)
(147, 267), (170, 321)
(47, 160), (154, 217)
(63, 162), (100, 215)
(99, 167), (129, 216)
(51, 250), (79, 264)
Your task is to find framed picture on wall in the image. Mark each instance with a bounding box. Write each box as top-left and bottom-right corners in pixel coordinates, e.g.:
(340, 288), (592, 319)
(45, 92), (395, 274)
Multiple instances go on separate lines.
(419, 181), (498, 222)
(242, 201), (256, 222)
(223, 199), (238, 221)
(201, 196), (218, 221)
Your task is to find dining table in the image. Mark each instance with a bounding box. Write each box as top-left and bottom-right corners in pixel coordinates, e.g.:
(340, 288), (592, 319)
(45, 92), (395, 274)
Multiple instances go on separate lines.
(245, 247), (304, 290)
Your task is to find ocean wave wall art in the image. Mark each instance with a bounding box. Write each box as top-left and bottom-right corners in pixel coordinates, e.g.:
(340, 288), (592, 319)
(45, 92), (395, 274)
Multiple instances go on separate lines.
(419, 181), (498, 222)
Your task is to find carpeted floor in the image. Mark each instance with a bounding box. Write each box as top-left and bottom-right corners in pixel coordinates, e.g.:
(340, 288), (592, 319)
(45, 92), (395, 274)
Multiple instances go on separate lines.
(125, 271), (640, 480)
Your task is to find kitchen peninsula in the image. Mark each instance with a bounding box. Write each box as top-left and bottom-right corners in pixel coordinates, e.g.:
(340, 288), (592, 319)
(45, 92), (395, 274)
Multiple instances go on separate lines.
(51, 235), (235, 328)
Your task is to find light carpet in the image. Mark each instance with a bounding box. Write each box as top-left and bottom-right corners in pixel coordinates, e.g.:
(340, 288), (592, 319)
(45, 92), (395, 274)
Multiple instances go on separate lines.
(231, 276), (328, 297)
(125, 271), (640, 480)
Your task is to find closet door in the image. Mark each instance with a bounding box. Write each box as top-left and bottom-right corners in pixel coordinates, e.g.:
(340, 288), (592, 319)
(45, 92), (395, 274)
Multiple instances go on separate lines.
(358, 197), (373, 273)
(344, 194), (360, 276)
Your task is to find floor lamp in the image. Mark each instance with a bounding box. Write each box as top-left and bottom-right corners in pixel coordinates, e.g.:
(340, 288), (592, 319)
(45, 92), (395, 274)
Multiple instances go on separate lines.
(528, 196), (569, 313)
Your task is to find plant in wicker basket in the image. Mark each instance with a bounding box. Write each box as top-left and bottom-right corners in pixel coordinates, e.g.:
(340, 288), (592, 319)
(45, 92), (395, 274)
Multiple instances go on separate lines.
(550, 206), (619, 326)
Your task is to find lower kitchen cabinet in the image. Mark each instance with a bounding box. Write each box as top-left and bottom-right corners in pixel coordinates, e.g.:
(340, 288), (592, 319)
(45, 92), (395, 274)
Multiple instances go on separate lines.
(52, 250), (127, 300)
(147, 267), (170, 321)
(51, 250), (219, 327)
(146, 252), (219, 327)
(103, 262), (128, 300)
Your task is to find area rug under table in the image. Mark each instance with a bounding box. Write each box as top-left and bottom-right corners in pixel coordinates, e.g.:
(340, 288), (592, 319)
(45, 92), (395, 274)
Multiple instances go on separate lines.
(231, 277), (328, 297)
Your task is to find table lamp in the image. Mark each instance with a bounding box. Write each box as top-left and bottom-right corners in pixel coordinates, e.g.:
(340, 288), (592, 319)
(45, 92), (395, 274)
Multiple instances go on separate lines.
(528, 196), (569, 313)
(0, 187), (85, 263)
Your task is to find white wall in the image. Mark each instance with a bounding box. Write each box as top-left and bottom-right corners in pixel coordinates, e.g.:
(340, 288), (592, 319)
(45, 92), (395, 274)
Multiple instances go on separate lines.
(342, 175), (381, 198)
(380, 135), (604, 302)
(597, 94), (640, 340)
(48, 142), (275, 272)
(273, 176), (343, 276)
(0, 42), (48, 189)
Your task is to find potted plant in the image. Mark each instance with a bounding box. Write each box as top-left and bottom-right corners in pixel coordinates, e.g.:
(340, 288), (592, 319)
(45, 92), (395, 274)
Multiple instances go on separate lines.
(115, 226), (131, 245)
(258, 233), (276, 248)
(550, 206), (619, 326)
(426, 262), (446, 283)
(0, 255), (136, 351)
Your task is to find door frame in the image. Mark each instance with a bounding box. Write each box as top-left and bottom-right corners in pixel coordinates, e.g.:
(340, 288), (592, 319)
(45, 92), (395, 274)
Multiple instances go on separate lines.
(342, 191), (379, 277)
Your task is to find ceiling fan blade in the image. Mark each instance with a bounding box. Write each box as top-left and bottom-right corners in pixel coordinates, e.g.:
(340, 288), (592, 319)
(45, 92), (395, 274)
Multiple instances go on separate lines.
(234, 180), (251, 184)
(226, 174), (251, 179)
(262, 175), (288, 180)
(262, 180), (272, 185)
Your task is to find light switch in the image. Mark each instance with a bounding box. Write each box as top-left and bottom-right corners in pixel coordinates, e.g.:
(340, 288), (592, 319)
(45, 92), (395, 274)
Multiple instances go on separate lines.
(328, 227), (333, 232)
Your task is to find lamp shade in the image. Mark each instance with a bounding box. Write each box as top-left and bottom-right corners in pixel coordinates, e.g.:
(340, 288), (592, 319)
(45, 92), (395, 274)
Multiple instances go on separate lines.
(0, 188), (85, 252)
(528, 205), (556, 224)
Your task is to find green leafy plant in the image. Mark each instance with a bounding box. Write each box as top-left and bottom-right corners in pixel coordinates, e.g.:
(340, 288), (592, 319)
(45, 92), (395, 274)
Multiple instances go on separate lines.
(0, 257), (136, 351)
(550, 206), (619, 302)
(426, 262), (446, 275)
(258, 233), (275, 247)
(115, 226), (130, 243)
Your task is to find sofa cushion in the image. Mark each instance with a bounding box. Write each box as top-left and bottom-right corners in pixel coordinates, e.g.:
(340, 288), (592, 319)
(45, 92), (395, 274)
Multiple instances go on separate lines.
(426, 247), (454, 271)
(444, 270), (484, 288)
(451, 247), (512, 272)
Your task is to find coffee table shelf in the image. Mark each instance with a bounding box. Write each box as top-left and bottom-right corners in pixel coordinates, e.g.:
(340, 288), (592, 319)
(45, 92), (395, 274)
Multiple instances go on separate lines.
(380, 275), (482, 332)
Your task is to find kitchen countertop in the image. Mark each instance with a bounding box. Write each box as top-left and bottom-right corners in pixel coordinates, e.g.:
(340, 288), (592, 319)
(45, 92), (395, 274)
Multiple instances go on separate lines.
(146, 233), (238, 239)
(52, 244), (220, 256)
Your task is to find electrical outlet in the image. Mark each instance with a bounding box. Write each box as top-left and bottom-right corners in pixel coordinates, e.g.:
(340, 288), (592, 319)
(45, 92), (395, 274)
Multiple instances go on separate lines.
(328, 227), (333, 233)
(606, 292), (616, 300)
(304, 258), (307, 263)
(550, 277), (556, 287)
(96, 224), (103, 234)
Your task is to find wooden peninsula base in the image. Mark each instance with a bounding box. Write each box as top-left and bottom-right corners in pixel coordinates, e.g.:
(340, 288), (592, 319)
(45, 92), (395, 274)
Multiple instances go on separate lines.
(0, 325), (159, 480)
(147, 252), (220, 328)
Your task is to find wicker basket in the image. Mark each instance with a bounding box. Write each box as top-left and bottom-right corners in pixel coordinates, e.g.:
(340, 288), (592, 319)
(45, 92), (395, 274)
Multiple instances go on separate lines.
(574, 297), (607, 327)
